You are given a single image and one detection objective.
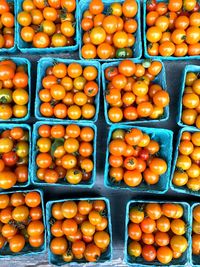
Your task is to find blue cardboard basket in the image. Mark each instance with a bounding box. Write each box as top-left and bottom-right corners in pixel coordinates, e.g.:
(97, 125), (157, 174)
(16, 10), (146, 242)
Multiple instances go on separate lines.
(171, 127), (200, 197)
(102, 59), (169, 125)
(0, 0), (17, 53)
(46, 197), (112, 266)
(124, 200), (191, 266)
(16, 0), (78, 53)
(78, 0), (142, 61)
(32, 121), (97, 188)
(0, 189), (46, 257)
(191, 203), (200, 267)
(143, 0), (200, 61)
(104, 125), (173, 194)
(177, 65), (200, 128)
(34, 57), (100, 123)
(0, 123), (31, 191)
(0, 57), (31, 122)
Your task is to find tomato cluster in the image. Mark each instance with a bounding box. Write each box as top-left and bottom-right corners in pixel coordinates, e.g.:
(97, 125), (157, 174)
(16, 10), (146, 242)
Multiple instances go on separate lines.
(104, 60), (169, 123)
(146, 0), (200, 57)
(81, 0), (138, 59)
(127, 202), (188, 264)
(49, 199), (111, 263)
(0, 191), (44, 254)
(36, 124), (95, 185)
(0, 127), (29, 190)
(181, 71), (200, 128)
(108, 128), (167, 187)
(17, 0), (76, 48)
(192, 205), (200, 256)
(0, 0), (15, 49)
(173, 131), (200, 192)
(39, 62), (98, 120)
(0, 59), (29, 120)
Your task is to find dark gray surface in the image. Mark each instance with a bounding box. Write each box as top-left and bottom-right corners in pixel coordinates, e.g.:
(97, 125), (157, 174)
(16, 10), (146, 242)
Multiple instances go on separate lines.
(0, 52), (200, 266)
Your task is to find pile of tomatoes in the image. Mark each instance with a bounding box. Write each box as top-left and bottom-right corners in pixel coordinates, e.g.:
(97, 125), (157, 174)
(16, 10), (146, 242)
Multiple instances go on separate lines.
(181, 71), (200, 128)
(39, 62), (98, 120)
(0, 59), (29, 120)
(146, 0), (200, 57)
(0, 127), (29, 190)
(108, 127), (167, 187)
(36, 124), (95, 185)
(0, 0), (15, 49)
(192, 205), (200, 256)
(173, 131), (200, 192)
(0, 191), (45, 253)
(17, 0), (76, 48)
(104, 59), (169, 123)
(81, 0), (138, 59)
(127, 202), (188, 264)
(50, 199), (110, 263)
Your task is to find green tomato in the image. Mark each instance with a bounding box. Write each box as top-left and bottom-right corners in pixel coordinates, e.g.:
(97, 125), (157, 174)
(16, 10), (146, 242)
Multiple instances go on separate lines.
(125, 48), (133, 58)
(112, 129), (125, 140)
(142, 59), (152, 68)
(116, 48), (127, 59)
(0, 89), (13, 104)
(16, 141), (29, 158)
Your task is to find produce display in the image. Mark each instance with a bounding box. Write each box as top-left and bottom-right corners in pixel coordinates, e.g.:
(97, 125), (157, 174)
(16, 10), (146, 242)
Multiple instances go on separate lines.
(0, 191), (45, 255)
(48, 199), (111, 263)
(126, 202), (189, 265)
(17, 0), (76, 49)
(192, 205), (200, 259)
(34, 123), (95, 185)
(81, 0), (139, 59)
(181, 71), (200, 128)
(104, 60), (169, 123)
(0, 126), (30, 190)
(38, 61), (99, 120)
(0, 0), (15, 49)
(0, 59), (29, 120)
(172, 130), (200, 193)
(0, 0), (200, 265)
(107, 127), (168, 188)
(145, 0), (200, 57)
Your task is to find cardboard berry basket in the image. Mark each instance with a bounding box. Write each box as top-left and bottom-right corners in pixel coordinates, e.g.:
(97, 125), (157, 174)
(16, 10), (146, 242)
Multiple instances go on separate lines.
(32, 121), (97, 188)
(78, 0), (142, 61)
(104, 124), (173, 194)
(191, 203), (200, 267)
(34, 57), (101, 123)
(143, 0), (200, 61)
(0, 123), (31, 191)
(102, 59), (169, 125)
(46, 197), (112, 265)
(170, 127), (200, 197)
(124, 200), (191, 266)
(16, 0), (78, 53)
(0, 189), (46, 257)
(0, 0), (17, 53)
(177, 65), (200, 129)
(0, 56), (31, 122)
